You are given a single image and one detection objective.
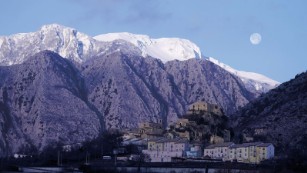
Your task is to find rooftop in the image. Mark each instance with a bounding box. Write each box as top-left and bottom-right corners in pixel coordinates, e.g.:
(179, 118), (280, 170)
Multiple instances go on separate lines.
(230, 142), (263, 149)
(205, 142), (234, 149)
(148, 137), (188, 144)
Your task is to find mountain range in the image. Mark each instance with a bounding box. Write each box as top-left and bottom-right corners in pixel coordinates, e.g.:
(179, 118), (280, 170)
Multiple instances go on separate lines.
(0, 24), (279, 93)
(0, 24), (280, 156)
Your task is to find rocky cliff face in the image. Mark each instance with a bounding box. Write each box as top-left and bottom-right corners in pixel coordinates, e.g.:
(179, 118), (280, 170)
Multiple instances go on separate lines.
(232, 71), (307, 157)
(0, 50), (255, 156)
(81, 52), (254, 129)
(81, 52), (178, 129)
(0, 51), (101, 156)
(165, 59), (254, 115)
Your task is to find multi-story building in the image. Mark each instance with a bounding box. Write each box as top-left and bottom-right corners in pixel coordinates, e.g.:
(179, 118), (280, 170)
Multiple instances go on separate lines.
(256, 143), (275, 163)
(204, 142), (234, 160)
(204, 142), (274, 164)
(227, 142), (262, 163)
(142, 138), (189, 162)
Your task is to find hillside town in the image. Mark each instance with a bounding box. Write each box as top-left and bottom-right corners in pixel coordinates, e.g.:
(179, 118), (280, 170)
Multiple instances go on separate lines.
(121, 102), (275, 164)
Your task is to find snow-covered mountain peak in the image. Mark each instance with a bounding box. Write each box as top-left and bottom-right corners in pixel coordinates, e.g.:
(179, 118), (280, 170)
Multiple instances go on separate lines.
(40, 23), (73, 31)
(39, 23), (91, 42)
(94, 32), (202, 63)
(207, 57), (280, 92)
(39, 24), (78, 38)
(0, 24), (106, 65)
(0, 25), (202, 65)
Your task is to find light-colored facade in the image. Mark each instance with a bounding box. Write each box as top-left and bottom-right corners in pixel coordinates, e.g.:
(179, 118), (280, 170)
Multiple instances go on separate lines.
(143, 138), (189, 162)
(204, 142), (234, 160)
(227, 142), (262, 163)
(256, 143), (274, 163)
(204, 142), (274, 164)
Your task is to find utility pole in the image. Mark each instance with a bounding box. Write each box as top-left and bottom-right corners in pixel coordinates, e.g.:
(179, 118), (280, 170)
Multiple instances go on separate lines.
(85, 151), (90, 165)
(57, 151), (61, 166)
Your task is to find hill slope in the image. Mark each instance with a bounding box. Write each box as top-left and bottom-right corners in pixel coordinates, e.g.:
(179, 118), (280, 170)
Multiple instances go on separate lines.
(232, 71), (307, 157)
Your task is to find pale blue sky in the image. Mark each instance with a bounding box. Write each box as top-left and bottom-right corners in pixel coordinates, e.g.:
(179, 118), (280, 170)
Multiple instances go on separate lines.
(0, 0), (306, 82)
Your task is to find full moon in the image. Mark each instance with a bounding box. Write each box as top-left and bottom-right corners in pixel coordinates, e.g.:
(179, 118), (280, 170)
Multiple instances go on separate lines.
(250, 33), (262, 45)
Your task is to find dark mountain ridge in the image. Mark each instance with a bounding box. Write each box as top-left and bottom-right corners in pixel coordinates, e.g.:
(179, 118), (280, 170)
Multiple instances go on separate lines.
(232, 71), (307, 158)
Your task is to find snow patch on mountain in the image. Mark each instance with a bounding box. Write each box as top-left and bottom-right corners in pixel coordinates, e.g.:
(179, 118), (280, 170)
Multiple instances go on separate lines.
(207, 57), (280, 92)
(94, 32), (202, 63)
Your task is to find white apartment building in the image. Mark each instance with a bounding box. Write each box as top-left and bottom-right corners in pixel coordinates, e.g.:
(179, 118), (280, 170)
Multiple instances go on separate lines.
(204, 142), (234, 160)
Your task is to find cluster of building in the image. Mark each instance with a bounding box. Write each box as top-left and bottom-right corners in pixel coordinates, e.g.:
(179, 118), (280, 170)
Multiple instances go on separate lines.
(140, 138), (274, 164)
(204, 142), (274, 164)
(122, 101), (275, 164)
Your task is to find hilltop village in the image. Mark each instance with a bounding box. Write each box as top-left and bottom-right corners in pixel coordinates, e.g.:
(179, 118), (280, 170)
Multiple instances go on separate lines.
(121, 102), (274, 164)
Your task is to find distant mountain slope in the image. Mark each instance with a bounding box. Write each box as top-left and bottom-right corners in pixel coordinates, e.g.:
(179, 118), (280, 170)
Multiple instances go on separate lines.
(0, 51), (255, 156)
(81, 52), (254, 129)
(165, 59), (254, 115)
(232, 71), (307, 157)
(207, 57), (280, 93)
(81, 51), (183, 129)
(0, 51), (101, 156)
